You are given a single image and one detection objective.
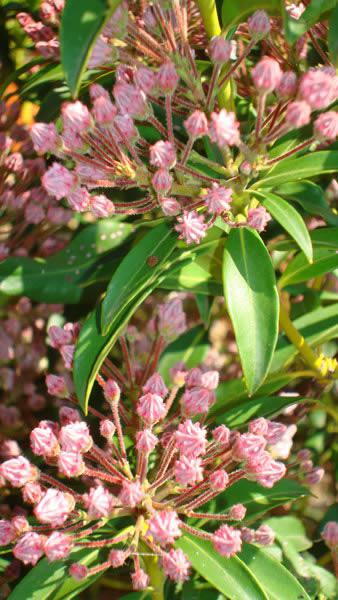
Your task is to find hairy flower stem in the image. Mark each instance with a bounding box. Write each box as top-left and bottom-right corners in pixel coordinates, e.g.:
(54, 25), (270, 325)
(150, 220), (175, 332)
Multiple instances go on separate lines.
(206, 64), (221, 112)
(165, 95), (175, 145)
(218, 40), (255, 88)
(255, 93), (267, 139)
(180, 137), (195, 166)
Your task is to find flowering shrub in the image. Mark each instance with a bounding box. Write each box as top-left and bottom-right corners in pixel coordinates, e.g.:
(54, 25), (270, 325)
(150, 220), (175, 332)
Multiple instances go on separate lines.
(0, 0), (337, 598)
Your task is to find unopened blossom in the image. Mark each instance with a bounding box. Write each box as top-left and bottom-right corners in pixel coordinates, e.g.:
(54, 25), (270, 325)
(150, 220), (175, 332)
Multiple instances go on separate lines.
(213, 525), (242, 557)
(147, 511), (182, 544)
(161, 197), (181, 216)
(247, 206), (271, 232)
(158, 298), (187, 340)
(59, 407), (80, 426)
(276, 71), (298, 98)
(69, 563), (88, 580)
(68, 187), (91, 212)
(113, 82), (148, 118)
(265, 421), (287, 444)
(299, 69), (337, 110)
(61, 101), (91, 132)
(1, 457), (37, 488)
(322, 521), (338, 549)
(92, 96), (116, 124)
(157, 62), (179, 95)
(119, 480), (144, 508)
(134, 66), (157, 94)
(34, 489), (75, 526)
(286, 101), (311, 128)
(90, 195), (115, 218)
(136, 429), (158, 453)
(48, 325), (73, 348)
(254, 524), (275, 545)
(58, 451), (85, 478)
(304, 466), (324, 485)
(22, 482), (43, 505)
(184, 110), (208, 138)
(185, 368), (203, 388)
(109, 549), (128, 567)
(313, 111), (338, 141)
(44, 531), (72, 561)
(229, 504), (246, 520)
(13, 532), (45, 565)
(0, 520), (16, 545)
(59, 422), (93, 453)
(42, 163), (77, 200)
(152, 168), (173, 194)
(209, 109), (240, 147)
(174, 456), (203, 486)
(181, 387), (212, 415)
(248, 10), (270, 39)
(131, 568), (149, 590)
(175, 420), (207, 458)
(210, 469), (229, 491)
(150, 141), (176, 169)
(162, 548), (190, 582)
(103, 379), (120, 403)
(143, 373), (168, 398)
(233, 433), (266, 461)
(269, 424), (297, 460)
(249, 418), (269, 437)
(175, 211), (207, 244)
(30, 122), (58, 154)
(84, 485), (116, 518)
(246, 452), (286, 488)
(100, 419), (116, 440)
(137, 393), (166, 424)
(30, 425), (59, 457)
(46, 374), (68, 397)
(208, 37), (232, 63)
(212, 425), (231, 445)
(204, 183), (232, 214)
(201, 370), (219, 390)
(252, 56), (282, 93)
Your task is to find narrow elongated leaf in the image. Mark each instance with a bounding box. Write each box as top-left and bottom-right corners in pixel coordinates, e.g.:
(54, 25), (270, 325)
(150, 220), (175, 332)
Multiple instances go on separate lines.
(329, 4), (338, 65)
(176, 534), (268, 600)
(158, 325), (209, 384)
(238, 544), (311, 600)
(223, 228), (279, 394)
(219, 395), (301, 428)
(279, 248), (338, 287)
(254, 191), (313, 262)
(0, 220), (132, 303)
(61, 0), (123, 96)
(101, 223), (177, 334)
(255, 151), (338, 188)
(278, 180), (338, 226)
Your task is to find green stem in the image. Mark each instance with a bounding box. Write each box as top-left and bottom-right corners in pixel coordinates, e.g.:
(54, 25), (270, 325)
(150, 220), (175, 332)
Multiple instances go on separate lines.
(196, 0), (233, 110)
(143, 553), (165, 600)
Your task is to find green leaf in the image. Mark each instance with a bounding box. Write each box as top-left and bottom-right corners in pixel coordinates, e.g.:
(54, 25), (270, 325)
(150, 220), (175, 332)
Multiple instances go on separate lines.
(254, 191), (313, 262)
(0, 220), (132, 303)
(19, 64), (64, 99)
(279, 248), (338, 287)
(219, 395), (301, 428)
(284, 0), (336, 43)
(161, 260), (222, 296)
(222, 0), (281, 29)
(223, 228), (279, 394)
(101, 222), (177, 334)
(329, 4), (338, 65)
(60, 0), (123, 97)
(265, 516), (312, 551)
(8, 548), (103, 600)
(278, 181), (338, 226)
(238, 544), (311, 600)
(158, 325), (209, 385)
(255, 151), (338, 188)
(176, 534), (268, 600)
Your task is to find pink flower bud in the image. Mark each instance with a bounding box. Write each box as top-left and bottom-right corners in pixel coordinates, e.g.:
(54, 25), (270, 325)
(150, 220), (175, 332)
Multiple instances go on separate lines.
(103, 379), (121, 404)
(157, 62), (179, 95)
(131, 568), (149, 590)
(34, 489), (75, 526)
(0, 440), (20, 459)
(321, 521), (338, 549)
(90, 194), (115, 218)
(299, 69), (337, 110)
(134, 67), (157, 95)
(1, 457), (38, 488)
(61, 101), (91, 133)
(246, 452), (286, 488)
(11, 516), (30, 536)
(209, 109), (240, 147)
(265, 421), (287, 445)
(314, 111), (338, 141)
(44, 531), (72, 561)
(249, 418), (268, 437)
(59, 422), (93, 453)
(42, 163), (77, 200)
(0, 520), (16, 545)
(147, 510), (182, 544)
(84, 485), (116, 518)
(30, 123), (58, 154)
(92, 96), (116, 124)
(181, 387), (211, 416)
(276, 71), (297, 98)
(175, 420), (207, 458)
(48, 325), (73, 348)
(59, 407), (80, 426)
(119, 480), (144, 508)
(208, 37), (232, 63)
(204, 183), (232, 215)
(113, 82), (148, 118)
(248, 10), (270, 38)
(152, 168), (173, 194)
(297, 449), (312, 461)
(88, 37), (112, 69)
(304, 467), (324, 485)
(69, 563), (88, 580)
(58, 451), (85, 478)
(247, 206), (271, 232)
(99, 419), (116, 439)
(162, 548), (190, 582)
(30, 426), (59, 457)
(89, 83), (110, 101)
(174, 456), (203, 486)
(229, 504), (246, 521)
(241, 527), (255, 542)
(22, 482), (43, 505)
(212, 425), (230, 445)
(68, 187), (91, 212)
(185, 368), (203, 388)
(13, 532), (45, 565)
(161, 197), (181, 216)
(184, 110), (208, 138)
(158, 298), (187, 341)
(109, 549), (127, 567)
(286, 101), (311, 128)
(46, 374), (68, 398)
(113, 114), (138, 142)
(137, 393), (166, 424)
(150, 140), (176, 169)
(175, 211), (207, 245)
(209, 469), (229, 491)
(252, 57), (282, 93)
(136, 429), (158, 453)
(142, 373), (168, 398)
(213, 524), (242, 557)
(254, 524), (275, 545)
(233, 433), (266, 461)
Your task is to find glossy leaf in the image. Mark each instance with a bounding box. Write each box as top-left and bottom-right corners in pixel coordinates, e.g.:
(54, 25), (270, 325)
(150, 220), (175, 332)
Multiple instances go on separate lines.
(238, 544), (311, 600)
(176, 534), (268, 600)
(329, 4), (338, 65)
(255, 190), (313, 262)
(255, 151), (338, 188)
(278, 181), (338, 226)
(158, 325), (209, 384)
(222, 0), (281, 29)
(218, 395), (301, 428)
(223, 228), (279, 394)
(0, 220), (132, 303)
(61, 0), (122, 97)
(279, 248), (338, 287)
